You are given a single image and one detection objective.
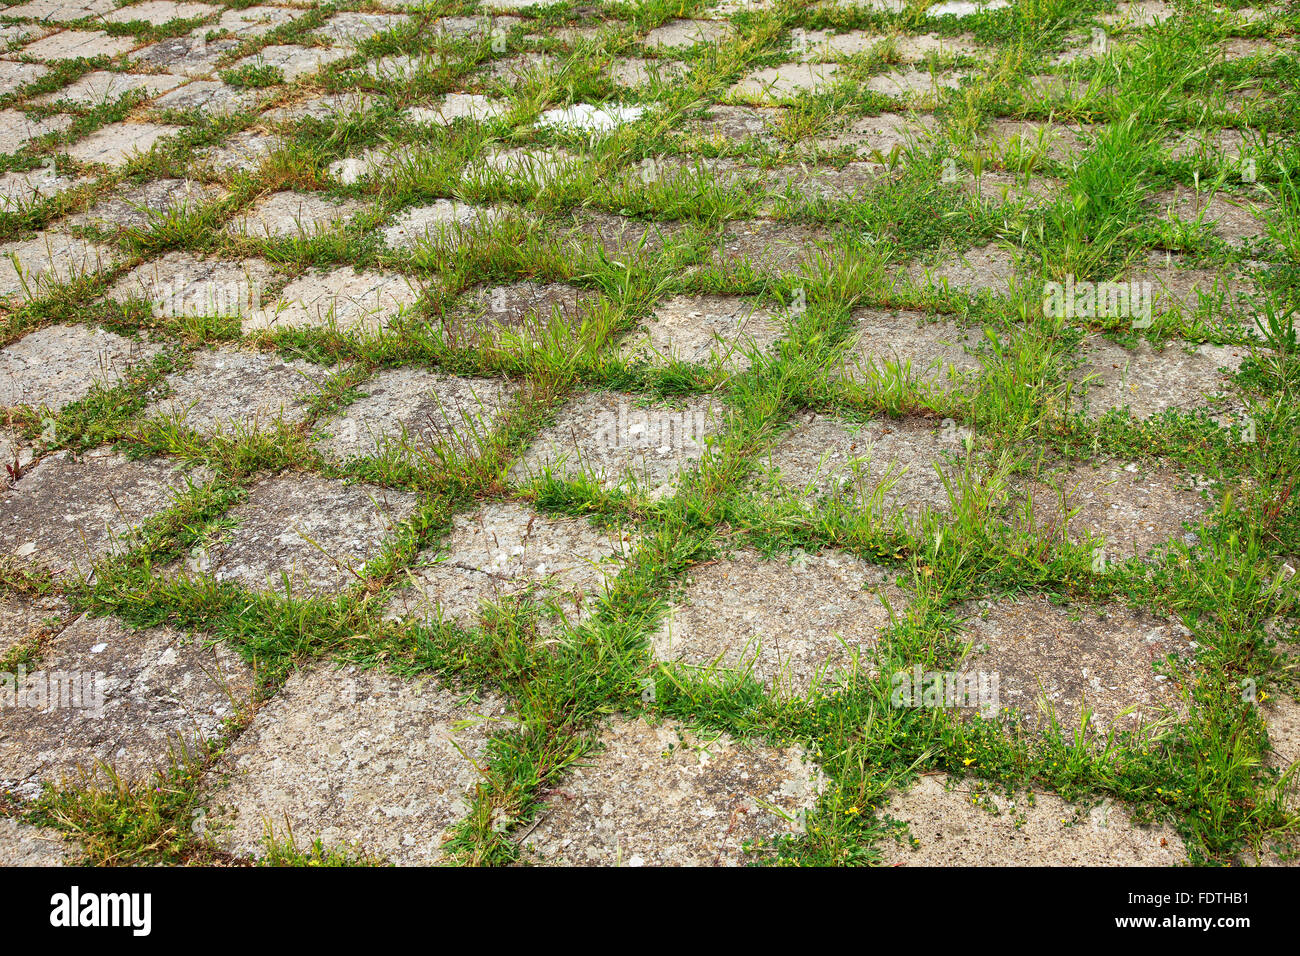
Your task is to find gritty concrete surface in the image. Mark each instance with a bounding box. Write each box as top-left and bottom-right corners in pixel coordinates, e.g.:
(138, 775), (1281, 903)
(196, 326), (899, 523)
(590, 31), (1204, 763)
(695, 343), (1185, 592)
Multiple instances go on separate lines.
(108, 250), (277, 319)
(877, 773), (1187, 865)
(191, 474), (417, 595)
(1070, 336), (1246, 423)
(0, 324), (160, 410)
(0, 232), (117, 302)
(1150, 187), (1271, 246)
(140, 348), (325, 435)
(523, 716), (824, 865)
(67, 178), (225, 231)
(511, 391), (724, 497)
(202, 662), (509, 864)
(0, 448), (204, 575)
(762, 413), (978, 520)
(243, 267), (420, 334)
(906, 242), (1019, 296)
(0, 817), (78, 865)
(839, 309), (986, 392)
(380, 200), (505, 251)
(192, 130), (282, 175)
(0, 587), (69, 659)
(316, 368), (517, 462)
(713, 219), (832, 275)
(225, 191), (366, 241)
(0, 613), (254, 800)
(1023, 458), (1212, 560)
(387, 500), (635, 631)
(955, 595), (1198, 735)
(447, 281), (599, 344)
(619, 295), (783, 371)
(652, 547), (910, 696)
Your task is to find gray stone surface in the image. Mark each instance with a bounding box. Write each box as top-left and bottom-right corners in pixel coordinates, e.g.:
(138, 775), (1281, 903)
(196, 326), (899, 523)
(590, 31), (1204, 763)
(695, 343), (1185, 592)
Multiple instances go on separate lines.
(652, 547), (910, 696)
(68, 178), (224, 231)
(0, 233), (117, 302)
(0, 448), (203, 575)
(907, 242), (1018, 296)
(226, 191), (366, 240)
(62, 121), (182, 167)
(511, 391), (724, 497)
(36, 73), (185, 107)
(0, 613), (253, 800)
(0, 324), (160, 410)
(315, 368), (518, 462)
(228, 44), (352, 82)
(839, 309), (986, 392)
(0, 587), (69, 659)
(523, 717), (824, 866)
(203, 663), (509, 864)
(619, 295), (782, 371)
(387, 500), (634, 630)
(0, 109), (72, 154)
(243, 267), (420, 334)
(0, 818), (77, 865)
(194, 474), (417, 594)
(1070, 336), (1246, 423)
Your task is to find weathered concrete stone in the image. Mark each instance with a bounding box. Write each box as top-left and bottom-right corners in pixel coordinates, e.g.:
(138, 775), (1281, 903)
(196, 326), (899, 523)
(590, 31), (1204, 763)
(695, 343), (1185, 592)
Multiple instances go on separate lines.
(1023, 458), (1212, 560)
(1125, 251), (1257, 318)
(35, 72), (185, 106)
(62, 121), (182, 167)
(568, 209), (681, 261)
(644, 19), (731, 49)
(864, 68), (966, 100)
(225, 191), (366, 240)
(446, 281), (598, 343)
(714, 219), (832, 275)
(474, 146), (577, 188)
(0, 324), (160, 410)
(839, 309), (986, 392)
(380, 200), (505, 252)
(927, 0), (1010, 16)
(387, 500), (633, 630)
(196, 474), (417, 594)
(212, 4), (305, 37)
(981, 118), (1094, 165)
(763, 413), (978, 520)
(731, 63), (842, 99)
(228, 44), (352, 82)
(404, 92), (508, 125)
(0, 588), (69, 659)
(877, 773), (1186, 865)
(313, 12), (412, 46)
(819, 111), (937, 157)
(1150, 187), (1270, 246)
(316, 368), (517, 462)
(132, 35), (241, 78)
(906, 242), (1019, 296)
(192, 130), (282, 174)
(264, 91), (375, 122)
(537, 103), (645, 134)
(0, 109), (72, 154)
(1070, 336), (1246, 423)
(1100, 0), (1174, 28)
(141, 348), (324, 435)
(243, 267), (420, 334)
(524, 717), (823, 866)
(620, 295), (782, 371)
(17, 29), (136, 61)
(956, 595), (1197, 735)
(0, 818), (77, 865)
(102, 0), (219, 23)
(0, 61), (49, 99)
(0, 613), (253, 800)
(960, 170), (1065, 209)
(653, 547), (909, 695)
(0, 448), (203, 575)
(68, 177), (224, 230)
(3, 0), (116, 18)
(886, 32), (983, 61)
(108, 251), (275, 321)
(202, 663), (509, 864)
(0, 233), (116, 301)
(683, 105), (784, 149)
(511, 391), (724, 496)
(0, 167), (87, 211)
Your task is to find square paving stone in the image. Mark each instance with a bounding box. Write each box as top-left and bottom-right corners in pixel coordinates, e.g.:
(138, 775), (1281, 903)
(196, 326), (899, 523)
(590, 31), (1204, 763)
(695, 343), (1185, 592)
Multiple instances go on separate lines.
(510, 391), (724, 497)
(380, 200), (506, 252)
(652, 547), (910, 696)
(17, 29), (137, 60)
(762, 413), (977, 520)
(714, 219), (833, 275)
(960, 170), (1065, 209)
(0, 448), (204, 575)
(228, 44), (353, 82)
(906, 241), (1019, 296)
(67, 177), (224, 231)
(818, 111), (937, 158)
(131, 35), (242, 78)
(243, 267), (420, 334)
(264, 91), (376, 123)
(315, 368), (518, 462)
(863, 68), (966, 101)
(980, 118), (1095, 165)
(387, 500), (634, 630)
(0, 109), (72, 154)
(1100, 0), (1174, 28)
(102, 0), (220, 23)
(212, 5), (306, 37)
(404, 92), (509, 125)
(0, 427), (37, 481)
(1070, 336), (1246, 424)
(0, 588), (69, 659)
(0, 818), (77, 865)
(956, 595), (1198, 735)
(194, 474), (418, 594)
(0, 61), (50, 97)
(567, 209), (683, 262)
(877, 773), (1186, 865)
(224, 191), (367, 241)
(0, 613), (253, 800)
(192, 130), (283, 174)
(140, 348), (325, 436)
(107, 250), (277, 318)
(619, 295), (783, 371)
(445, 281), (600, 343)
(1022, 458), (1212, 560)
(681, 104), (785, 149)
(313, 12), (412, 46)
(644, 19), (732, 49)
(201, 663), (509, 864)
(838, 309), (986, 393)
(0, 232), (116, 301)
(0, 323), (160, 410)
(34, 72), (185, 107)
(1125, 251), (1258, 318)
(522, 716), (823, 866)
(4, 0), (116, 18)
(731, 62), (843, 99)
(0, 167), (86, 212)
(62, 121), (182, 167)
